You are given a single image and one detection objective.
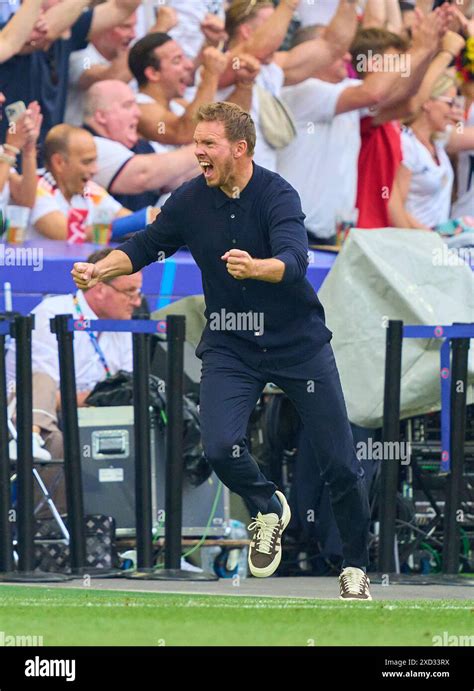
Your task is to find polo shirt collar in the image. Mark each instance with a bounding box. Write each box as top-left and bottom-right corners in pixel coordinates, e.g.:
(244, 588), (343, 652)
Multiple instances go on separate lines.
(212, 161), (261, 209)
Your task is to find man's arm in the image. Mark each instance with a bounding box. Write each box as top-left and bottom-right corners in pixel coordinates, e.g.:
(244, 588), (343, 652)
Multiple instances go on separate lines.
(221, 249), (286, 283)
(72, 197), (185, 288)
(72, 249), (133, 290)
(218, 54), (260, 112)
(222, 185), (309, 284)
(274, 0), (358, 86)
(110, 145), (199, 195)
(0, 0), (43, 61)
(41, 0), (90, 42)
(88, 0), (140, 40)
(77, 48), (132, 91)
(137, 48), (228, 145)
(373, 30), (465, 124)
(232, 0), (298, 63)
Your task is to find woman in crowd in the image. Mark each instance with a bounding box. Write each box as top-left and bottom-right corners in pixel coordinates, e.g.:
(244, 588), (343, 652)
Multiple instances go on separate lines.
(389, 73), (474, 230)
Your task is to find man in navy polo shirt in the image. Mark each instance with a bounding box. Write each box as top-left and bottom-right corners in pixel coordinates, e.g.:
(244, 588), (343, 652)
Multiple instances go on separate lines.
(72, 101), (372, 600)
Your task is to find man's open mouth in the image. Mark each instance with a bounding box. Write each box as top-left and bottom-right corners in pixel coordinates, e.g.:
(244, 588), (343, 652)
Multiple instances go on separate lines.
(200, 161), (214, 179)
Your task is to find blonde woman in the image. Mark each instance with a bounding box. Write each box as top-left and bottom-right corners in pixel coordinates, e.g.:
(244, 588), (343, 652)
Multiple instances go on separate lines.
(389, 73), (474, 230)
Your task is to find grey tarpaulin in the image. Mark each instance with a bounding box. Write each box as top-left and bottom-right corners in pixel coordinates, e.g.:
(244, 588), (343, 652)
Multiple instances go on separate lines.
(319, 228), (474, 427)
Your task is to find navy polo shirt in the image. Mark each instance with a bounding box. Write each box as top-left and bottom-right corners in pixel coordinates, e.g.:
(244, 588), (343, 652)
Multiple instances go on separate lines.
(0, 10), (93, 148)
(118, 163), (332, 369)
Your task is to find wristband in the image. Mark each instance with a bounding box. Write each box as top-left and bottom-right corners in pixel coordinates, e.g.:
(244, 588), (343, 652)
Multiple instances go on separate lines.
(3, 143), (20, 156)
(0, 153), (16, 167)
(110, 206), (150, 240)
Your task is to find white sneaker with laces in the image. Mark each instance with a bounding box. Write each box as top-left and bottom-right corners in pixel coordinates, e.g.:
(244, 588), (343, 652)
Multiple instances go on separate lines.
(339, 567), (372, 601)
(247, 490), (291, 578)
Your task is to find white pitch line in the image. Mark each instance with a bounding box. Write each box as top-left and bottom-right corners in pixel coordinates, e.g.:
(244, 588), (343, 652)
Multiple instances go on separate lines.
(0, 599), (472, 610)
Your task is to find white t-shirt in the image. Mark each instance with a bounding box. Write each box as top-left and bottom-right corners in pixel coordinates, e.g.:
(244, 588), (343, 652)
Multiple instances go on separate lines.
(218, 62), (285, 172)
(401, 126), (454, 228)
(65, 44), (110, 126)
(296, 0), (341, 26)
(278, 77), (362, 239)
(6, 290), (133, 392)
(452, 103), (474, 219)
(91, 136), (135, 191)
(169, 0), (226, 60)
(135, 93), (186, 153)
(28, 174), (122, 243)
(135, 1), (225, 56)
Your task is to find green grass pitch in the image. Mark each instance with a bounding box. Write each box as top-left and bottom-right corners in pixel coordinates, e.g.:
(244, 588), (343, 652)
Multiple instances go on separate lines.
(0, 585), (472, 646)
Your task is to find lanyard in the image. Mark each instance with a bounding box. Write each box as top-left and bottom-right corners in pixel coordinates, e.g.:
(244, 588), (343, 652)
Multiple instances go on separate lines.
(72, 294), (112, 379)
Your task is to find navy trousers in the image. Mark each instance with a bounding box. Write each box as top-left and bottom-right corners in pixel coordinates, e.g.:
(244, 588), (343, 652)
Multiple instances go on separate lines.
(199, 342), (371, 568)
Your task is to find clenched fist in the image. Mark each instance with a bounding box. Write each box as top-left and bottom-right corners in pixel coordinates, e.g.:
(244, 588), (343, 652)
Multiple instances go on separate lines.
(221, 249), (256, 280)
(71, 262), (101, 291)
(201, 46), (229, 77)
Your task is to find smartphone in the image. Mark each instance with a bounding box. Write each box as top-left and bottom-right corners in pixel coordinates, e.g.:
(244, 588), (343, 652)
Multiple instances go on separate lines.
(5, 101), (26, 125)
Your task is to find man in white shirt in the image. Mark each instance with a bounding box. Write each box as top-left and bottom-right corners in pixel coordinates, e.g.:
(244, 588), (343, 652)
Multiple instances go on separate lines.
(6, 247), (142, 464)
(128, 32), (228, 148)
(82, 79), (199, 211)
(29, 124), (130, 242)
(65, 11), (137, 126)
(6, 247), (141, 515)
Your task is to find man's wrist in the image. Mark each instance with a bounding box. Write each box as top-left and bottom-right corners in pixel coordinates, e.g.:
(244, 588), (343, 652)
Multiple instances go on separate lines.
(439, 48), (456, 60)
(282, 0), (298, 12)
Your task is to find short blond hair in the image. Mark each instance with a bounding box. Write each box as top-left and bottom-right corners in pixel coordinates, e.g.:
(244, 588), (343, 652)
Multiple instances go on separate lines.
(225, 0), (273, 39)
(195, 102), (256, 156)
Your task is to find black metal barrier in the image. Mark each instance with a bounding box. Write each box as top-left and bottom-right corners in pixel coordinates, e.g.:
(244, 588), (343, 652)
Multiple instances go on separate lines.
(0, 316), (13, 573)
(0, 315), (71, 582)
(51, 313), (216, 581)
(378, 320), (473, 580)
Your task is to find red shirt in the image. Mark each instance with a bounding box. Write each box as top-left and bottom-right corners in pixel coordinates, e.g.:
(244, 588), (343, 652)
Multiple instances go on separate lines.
(356, 117), (402, 228)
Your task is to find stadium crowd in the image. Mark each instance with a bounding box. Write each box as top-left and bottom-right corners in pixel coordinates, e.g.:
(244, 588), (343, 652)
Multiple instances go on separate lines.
(0, 0), (471, 247)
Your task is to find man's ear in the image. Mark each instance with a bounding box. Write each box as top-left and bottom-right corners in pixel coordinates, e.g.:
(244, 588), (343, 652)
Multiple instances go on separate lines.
(144, 65), (160, 84)
(94, 108), (108, 127)
(50, 151), (66, 173)
(239, 23), (251, 43)
(233, 139), (248, 158)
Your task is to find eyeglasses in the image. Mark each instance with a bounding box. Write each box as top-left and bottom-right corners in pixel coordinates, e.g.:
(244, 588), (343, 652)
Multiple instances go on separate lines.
(434, 97), (456, 108)
(106, 283), (143, 301)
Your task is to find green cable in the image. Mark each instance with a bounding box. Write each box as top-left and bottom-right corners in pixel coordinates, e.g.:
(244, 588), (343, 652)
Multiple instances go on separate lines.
(151, 480), (224, 569)
(420, 542), (441, 572)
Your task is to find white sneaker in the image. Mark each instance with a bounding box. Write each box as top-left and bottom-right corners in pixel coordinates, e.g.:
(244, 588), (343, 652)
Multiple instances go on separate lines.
(8, 432), (52, 462)
(247, 490), (291, 578)
(339, 567), (372, 601)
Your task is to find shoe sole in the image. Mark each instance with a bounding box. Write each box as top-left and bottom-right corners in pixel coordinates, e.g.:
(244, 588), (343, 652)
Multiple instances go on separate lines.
(339, 595), (373, 601)
(249, 491), (291, 578)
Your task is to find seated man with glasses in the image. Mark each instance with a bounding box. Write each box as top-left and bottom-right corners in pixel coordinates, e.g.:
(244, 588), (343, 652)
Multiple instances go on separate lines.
(6, 246), (142, 493)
